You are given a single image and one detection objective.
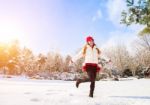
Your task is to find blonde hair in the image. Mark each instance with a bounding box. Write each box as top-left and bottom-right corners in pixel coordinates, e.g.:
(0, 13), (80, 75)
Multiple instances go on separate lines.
(82, 44), (101, 56)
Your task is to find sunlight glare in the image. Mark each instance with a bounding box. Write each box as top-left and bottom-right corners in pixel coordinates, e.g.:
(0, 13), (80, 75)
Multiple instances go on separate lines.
(0, 22), (24, 43)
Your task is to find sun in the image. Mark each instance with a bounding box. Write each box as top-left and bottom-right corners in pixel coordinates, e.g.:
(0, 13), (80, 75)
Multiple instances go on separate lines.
(0, 22), (23, 43)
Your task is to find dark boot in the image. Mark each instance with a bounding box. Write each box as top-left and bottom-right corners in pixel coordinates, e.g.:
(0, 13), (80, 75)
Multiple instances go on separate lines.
(89, 82), (95, 98)
(76, 78), (89, 88)
(76, 79), (81, 88)
(89, 91), (93, 98)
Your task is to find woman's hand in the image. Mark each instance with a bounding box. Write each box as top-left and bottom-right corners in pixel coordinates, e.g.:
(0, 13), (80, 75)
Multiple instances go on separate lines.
(69, 59), (74, 66)
(70, 59), (74, 63)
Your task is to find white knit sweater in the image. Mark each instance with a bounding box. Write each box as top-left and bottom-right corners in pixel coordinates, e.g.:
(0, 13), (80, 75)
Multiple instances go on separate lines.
(73, 44), (100, 65)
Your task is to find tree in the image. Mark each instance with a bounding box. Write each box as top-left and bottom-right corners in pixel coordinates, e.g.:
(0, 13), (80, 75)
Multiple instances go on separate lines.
(37, 53), (47, 71)
(63, 55), (72, 72)
(45, 52), (54, 72)
(136, 35), (150, 50)
(8, 40), (20, 60)
(45, 52), (64, 72)
(19, 47), (36, 75)
(134, 35), (150, 66)
(0, 43), (9, 74)
(74, 58), (84, 73)
(7, 40), (21, 75)
(103, 44), (134, 75)
(52, 53), (64, 72)
(121, 0), (150, 35)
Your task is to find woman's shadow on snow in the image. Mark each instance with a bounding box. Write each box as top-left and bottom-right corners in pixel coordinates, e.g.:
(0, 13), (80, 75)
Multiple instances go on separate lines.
(110, 96), (150, 100)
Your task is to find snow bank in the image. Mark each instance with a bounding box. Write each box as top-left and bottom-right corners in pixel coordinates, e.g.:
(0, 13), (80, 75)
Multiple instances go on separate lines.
(0, 77), (150, 105)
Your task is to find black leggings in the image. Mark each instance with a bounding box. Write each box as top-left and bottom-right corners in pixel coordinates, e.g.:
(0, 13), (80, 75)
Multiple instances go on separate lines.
(86, 65), (97, 82)
(78, 65), (97, 94)
(86, 65), (97, 94)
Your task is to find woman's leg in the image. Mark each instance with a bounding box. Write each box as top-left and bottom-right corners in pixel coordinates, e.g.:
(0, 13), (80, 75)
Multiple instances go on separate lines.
(76, 65), (97, 97)
(76, 75), (90, 88)
(86, 66), (97, 97)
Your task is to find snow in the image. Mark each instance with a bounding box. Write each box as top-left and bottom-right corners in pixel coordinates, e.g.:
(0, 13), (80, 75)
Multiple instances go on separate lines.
(0, 76), (150, 105)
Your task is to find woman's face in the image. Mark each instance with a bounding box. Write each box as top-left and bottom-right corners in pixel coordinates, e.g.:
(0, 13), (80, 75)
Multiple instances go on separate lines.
(88, 40), (94, 46)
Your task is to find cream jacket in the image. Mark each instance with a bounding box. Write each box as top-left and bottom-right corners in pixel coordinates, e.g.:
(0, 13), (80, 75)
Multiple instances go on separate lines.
(73, 44), (100, 65)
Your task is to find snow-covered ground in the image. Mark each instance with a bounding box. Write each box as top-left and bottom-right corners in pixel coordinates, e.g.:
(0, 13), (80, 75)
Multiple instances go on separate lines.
(0, 76), (150, 105)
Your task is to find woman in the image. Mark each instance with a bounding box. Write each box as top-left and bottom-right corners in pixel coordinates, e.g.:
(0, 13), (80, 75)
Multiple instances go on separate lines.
(71, 36), (101, 98)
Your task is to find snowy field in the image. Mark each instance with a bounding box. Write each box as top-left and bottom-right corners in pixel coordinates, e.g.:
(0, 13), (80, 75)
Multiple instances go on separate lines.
(0, 76), (150, 105)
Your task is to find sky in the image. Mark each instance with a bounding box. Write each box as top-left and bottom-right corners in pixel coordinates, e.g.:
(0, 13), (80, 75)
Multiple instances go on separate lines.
(0, 0), (143, 56)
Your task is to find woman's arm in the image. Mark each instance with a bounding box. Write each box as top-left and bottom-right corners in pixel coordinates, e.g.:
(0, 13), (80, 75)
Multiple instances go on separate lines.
(72, 48), (84, 62)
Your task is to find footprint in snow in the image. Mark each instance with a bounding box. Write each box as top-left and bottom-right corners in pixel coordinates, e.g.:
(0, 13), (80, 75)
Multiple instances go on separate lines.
(24, 92), (32, 94)
(30, 98), (40, 102)
(69, 93), (74, 96)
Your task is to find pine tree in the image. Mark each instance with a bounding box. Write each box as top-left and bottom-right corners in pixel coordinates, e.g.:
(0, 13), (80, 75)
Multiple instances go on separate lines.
(121, 0), (150, 35)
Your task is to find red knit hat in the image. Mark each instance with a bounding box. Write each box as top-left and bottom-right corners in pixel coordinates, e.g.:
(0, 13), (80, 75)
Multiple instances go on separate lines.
(86, 36), (94, 42)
